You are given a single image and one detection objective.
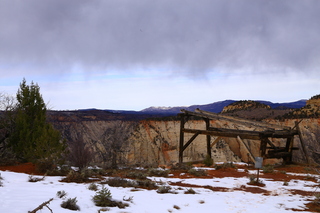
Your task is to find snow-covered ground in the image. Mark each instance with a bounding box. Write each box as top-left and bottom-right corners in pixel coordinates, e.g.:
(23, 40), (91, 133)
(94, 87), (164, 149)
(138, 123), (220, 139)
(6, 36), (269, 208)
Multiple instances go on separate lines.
(0, 168), (318, 213)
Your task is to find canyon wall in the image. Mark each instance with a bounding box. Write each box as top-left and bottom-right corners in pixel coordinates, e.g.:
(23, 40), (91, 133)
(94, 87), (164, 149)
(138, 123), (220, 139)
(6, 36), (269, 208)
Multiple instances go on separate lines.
(51, 118), (320, 166)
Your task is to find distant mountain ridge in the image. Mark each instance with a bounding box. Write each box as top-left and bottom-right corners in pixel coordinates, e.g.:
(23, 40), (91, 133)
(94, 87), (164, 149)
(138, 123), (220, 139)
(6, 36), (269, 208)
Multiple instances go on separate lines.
(140, 99), (307, 114)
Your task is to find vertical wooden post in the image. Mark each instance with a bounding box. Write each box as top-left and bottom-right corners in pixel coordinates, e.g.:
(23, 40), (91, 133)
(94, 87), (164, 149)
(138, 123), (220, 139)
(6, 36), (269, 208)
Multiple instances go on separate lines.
(259, 135), (268, 158)
(205, 119), (211, 159)
(284, 137), (294, 163)
(179, 114), (185, 163)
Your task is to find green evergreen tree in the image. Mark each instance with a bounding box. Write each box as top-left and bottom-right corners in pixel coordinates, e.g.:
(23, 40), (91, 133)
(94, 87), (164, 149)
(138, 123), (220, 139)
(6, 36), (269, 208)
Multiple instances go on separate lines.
(9, 79), (65, 163)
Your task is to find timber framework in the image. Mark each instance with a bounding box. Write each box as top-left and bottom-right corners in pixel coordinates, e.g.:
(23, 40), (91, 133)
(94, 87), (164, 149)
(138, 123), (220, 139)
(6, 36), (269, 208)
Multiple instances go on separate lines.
(178, 109), (309, 164)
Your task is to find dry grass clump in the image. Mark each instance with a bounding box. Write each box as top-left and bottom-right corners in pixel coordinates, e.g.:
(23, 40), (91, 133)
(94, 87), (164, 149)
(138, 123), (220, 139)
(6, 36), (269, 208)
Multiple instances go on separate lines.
(170, 163), (194, 171)
(157, 186), (173, 194)
(88, 183), (99, 191)
(126, 171), (148, 180)
(148, 168), (170, 177)
(188, 168), (207, 177)
(103, 177), (137, 188)
(262, 164), (274, 173)
(214, 162), (236, 170)
(28, 174), (45, 182)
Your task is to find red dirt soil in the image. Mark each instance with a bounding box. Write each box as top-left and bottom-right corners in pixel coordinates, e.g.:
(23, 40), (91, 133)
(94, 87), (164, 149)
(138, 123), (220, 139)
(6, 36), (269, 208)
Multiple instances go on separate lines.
(0, 162), (42, 175)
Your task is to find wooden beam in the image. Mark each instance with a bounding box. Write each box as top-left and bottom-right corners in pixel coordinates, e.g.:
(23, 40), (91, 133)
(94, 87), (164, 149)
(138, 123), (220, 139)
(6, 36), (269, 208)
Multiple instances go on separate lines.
(179, 114), (186, 163)
(236, 136), (256, 164)
(183, 128), (261, 140)
(260, 137), (268, 157)
(210, 137), (221, 148)
(266, 138), (277, 149)
(205, 119), (211, 158)
(193, 108), (291, 130)
(181, 131), (200, 152)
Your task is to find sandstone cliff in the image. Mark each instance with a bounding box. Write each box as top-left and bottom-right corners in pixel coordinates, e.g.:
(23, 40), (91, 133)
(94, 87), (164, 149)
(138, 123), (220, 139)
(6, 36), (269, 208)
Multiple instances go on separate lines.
(51, 116), (320, 166)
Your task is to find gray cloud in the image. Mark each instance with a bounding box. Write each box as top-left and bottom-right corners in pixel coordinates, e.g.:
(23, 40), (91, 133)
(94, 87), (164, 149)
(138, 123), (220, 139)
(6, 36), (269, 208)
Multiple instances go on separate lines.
(1, 0), (320, 76)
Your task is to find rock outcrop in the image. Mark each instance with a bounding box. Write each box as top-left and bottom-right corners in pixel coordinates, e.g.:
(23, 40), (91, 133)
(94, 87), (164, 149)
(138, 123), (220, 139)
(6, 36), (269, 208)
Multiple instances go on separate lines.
(221, 100), (271, 113)
(50, 114), (320, 166)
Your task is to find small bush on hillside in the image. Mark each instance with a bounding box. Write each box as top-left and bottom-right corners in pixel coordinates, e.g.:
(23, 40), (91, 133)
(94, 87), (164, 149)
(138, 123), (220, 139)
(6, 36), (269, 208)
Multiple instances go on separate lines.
(135, 179), (158, 189)
(188, 168), (207, 177)
(148, 168), (170, 177)
(156, 186), (172, 194)
(171, 163), (194, 171)
(56, 190), (67, 199)
(88, 183), (99, 191)
(61, 197), (80, 211)
(93, 186), (129, 208)
(104, 177), (136, 188)
(126, 171), (147, 180)
(247, 175), (265, 186)
(214, 162), (236, 170)
(28, 174), (45, 182)
(203, 155), (214, 167)
(262, 164), (274, 173)
(61, 169), (90, 183)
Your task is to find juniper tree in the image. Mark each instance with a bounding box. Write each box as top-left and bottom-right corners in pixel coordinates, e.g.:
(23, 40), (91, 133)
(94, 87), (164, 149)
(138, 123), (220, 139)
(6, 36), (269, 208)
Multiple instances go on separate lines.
(9, 79), (65, 163)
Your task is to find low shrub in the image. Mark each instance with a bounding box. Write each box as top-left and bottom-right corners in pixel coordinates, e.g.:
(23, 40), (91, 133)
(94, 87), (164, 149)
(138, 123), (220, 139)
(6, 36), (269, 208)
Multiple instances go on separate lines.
(104, 177), (136, 188)
(35, 158), (56, 174)
(170, 163), (194, 171)
(61, 197), (80, 211)
(203, 155), (214, 167)
(262, 164), (274, 173)
(188, 168), (207, 177)
(247, 175), (265, 186)
(93, 186), (112, 207)
(148, 168), (170, 177)
(88, 183), (99, 191)
(126, 171), (147, 180)
(156, 186), (172, 194)
(28, 175), (45, 182)
(214, 162), (236, 170)
(93, 186), (129, 208)
(135, 179), (158, 189)
(61, 170), (90, 183)
(56, 190), (67, 199)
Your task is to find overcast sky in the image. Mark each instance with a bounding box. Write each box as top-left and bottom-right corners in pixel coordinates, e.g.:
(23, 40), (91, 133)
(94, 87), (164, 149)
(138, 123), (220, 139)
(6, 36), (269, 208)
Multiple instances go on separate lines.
(0, 0), (319, 110)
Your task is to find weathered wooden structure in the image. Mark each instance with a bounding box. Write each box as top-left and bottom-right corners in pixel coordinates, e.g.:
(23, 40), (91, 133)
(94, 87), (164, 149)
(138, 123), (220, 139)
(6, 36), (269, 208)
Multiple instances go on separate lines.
(178, 109), (308, 164)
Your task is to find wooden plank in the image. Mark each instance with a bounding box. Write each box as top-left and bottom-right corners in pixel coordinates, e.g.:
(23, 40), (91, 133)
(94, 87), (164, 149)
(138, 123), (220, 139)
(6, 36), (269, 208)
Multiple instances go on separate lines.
(194, 108), (291, 130)
(179, 114), (185, 163)
(210, 137), (221, 148)
(266, 138), (277, 149)
(236, 136), (256, 164)
(183, 128), (261, 140)
(182, 131), (200, 152)
(205, 119), (211, 158)
(260, 137), (268, 158)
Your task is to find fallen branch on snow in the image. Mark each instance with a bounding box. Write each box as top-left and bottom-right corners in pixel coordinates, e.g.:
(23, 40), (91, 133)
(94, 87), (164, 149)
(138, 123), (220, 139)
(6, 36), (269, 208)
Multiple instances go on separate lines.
(28, 198), (54, 213)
